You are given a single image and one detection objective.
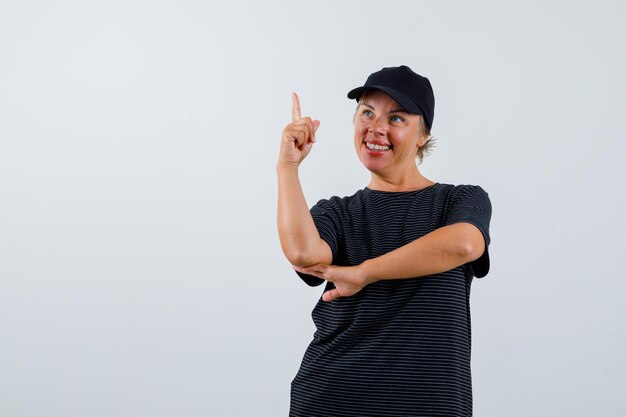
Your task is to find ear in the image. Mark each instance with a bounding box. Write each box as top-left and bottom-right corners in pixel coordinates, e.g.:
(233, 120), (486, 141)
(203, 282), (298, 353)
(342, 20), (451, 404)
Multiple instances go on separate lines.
(417, 134), (428, 148)
(416, 115), (429, 148)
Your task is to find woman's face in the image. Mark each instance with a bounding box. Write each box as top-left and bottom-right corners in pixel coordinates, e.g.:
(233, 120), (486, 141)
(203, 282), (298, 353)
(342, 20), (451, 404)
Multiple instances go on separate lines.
(353, 90), (426, 176)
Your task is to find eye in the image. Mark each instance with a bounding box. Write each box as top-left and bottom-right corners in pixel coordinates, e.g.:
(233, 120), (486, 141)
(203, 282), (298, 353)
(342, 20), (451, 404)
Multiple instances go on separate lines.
(390, 115), (405, 123)
(362, 109), (373, 117)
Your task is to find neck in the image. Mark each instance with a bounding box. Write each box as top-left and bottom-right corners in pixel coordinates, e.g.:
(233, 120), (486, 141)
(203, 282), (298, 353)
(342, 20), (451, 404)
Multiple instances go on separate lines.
(368, 170), (435, 192)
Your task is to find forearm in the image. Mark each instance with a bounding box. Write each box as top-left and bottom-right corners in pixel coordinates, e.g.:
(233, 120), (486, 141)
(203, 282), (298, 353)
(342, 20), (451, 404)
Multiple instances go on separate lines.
(276, 165), (322, 264)
(361, 224), (474, 284)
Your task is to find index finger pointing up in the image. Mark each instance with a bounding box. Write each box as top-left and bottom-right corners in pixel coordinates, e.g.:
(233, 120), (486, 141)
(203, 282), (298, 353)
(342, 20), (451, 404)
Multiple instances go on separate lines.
(292, 92), (301, 122)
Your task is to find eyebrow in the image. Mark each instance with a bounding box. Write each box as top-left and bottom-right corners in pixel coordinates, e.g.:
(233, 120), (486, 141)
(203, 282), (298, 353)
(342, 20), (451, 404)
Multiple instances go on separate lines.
(361, 102), (407, 114)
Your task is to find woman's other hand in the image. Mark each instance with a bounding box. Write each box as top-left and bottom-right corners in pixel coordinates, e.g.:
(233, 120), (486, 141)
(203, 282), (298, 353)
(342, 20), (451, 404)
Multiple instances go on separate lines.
(278, 92), (320, 169)
(292, 263), (369, 302)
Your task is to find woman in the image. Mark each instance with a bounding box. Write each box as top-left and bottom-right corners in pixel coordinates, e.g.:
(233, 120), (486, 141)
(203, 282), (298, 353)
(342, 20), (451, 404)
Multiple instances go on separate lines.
(277, 65), (492, 417)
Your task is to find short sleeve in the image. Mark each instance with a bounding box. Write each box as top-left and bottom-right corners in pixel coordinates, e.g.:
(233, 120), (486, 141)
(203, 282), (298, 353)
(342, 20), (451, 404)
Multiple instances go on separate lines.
(295, 198), (342, 287)
(444, 185), (492, 278)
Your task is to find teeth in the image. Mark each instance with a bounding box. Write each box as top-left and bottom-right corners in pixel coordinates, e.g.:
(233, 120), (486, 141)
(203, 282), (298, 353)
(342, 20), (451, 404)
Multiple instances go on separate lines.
(366, 142), (391, 151)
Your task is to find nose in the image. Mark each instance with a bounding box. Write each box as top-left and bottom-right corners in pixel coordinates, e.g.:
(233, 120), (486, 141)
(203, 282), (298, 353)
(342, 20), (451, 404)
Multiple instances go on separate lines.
(368, 116), (387, 135)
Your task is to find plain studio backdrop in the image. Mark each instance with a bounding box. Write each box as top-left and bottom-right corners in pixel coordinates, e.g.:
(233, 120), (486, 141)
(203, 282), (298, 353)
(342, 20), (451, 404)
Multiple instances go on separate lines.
(1, 0), (624, 416)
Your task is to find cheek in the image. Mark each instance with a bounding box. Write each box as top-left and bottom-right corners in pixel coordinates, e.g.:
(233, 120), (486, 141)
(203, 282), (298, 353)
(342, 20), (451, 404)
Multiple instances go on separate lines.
(353, 126), (363, 140)
(354, 120), (368, 135)
(395, 129), (416, 145)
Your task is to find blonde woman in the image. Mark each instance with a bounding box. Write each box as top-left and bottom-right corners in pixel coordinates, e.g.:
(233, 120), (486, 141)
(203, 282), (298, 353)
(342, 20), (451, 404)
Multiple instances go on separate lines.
(277, 65), (492, 417)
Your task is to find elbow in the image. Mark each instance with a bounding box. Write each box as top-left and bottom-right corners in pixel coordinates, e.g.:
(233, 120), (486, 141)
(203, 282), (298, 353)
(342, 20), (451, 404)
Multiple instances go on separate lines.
(286, 253), (318, 268)
(280, 244), (312, 267)
(453, 223), (485, 262)
(279, 234), (331, 267)
(290, 254), (312, 268)
(278, 232), (305, 265)
(459, 240), (485, 263)
(282, 247), (326, 268)
(283, 249), (304, 267)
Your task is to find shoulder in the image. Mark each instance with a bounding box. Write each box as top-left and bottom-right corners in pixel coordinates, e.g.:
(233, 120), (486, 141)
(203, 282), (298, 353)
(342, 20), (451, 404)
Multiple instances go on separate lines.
(435, 183), (489, 200)
(312, 189), (366, 212)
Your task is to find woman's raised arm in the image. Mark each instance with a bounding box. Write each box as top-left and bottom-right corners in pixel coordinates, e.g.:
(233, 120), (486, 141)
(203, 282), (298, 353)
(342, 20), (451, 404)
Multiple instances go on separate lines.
(276, 93), (330, 267)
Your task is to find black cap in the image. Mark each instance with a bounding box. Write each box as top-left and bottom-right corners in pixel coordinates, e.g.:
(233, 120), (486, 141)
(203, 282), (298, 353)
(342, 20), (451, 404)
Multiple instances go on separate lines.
(347, 65), (435, 130)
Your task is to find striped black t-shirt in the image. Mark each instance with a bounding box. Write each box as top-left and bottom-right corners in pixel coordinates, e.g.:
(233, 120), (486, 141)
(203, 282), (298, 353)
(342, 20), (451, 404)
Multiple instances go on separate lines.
(291, 182), (492, 417)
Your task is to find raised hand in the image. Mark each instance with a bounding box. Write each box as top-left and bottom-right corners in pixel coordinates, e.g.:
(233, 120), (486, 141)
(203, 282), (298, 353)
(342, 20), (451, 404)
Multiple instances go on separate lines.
(278, 92), (321, 169)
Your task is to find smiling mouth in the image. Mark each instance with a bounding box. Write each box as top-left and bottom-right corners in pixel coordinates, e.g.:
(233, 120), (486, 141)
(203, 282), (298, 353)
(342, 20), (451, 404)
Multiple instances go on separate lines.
(365, 142), (392, 151)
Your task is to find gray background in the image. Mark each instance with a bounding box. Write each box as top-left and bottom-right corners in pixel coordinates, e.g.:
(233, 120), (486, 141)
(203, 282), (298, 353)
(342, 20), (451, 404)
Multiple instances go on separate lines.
(1, 0), (625, 416)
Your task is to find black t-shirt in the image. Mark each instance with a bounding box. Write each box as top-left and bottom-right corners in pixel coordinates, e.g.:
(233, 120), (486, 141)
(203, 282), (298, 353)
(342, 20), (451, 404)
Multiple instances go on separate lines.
(291, 183), (492, 417)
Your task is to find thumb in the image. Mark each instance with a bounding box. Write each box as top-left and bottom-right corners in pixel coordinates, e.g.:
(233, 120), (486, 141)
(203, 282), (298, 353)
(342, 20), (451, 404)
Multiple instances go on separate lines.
(322, 288), (340, 302)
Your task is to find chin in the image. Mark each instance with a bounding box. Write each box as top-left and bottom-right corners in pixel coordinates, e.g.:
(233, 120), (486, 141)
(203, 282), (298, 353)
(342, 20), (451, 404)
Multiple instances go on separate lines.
(360, 159), (386, 173)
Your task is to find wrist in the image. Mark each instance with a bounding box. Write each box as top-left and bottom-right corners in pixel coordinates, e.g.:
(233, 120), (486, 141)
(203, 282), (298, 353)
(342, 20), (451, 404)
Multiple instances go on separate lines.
(276, 162), (300, 175)
(360, 259), (377, 286)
